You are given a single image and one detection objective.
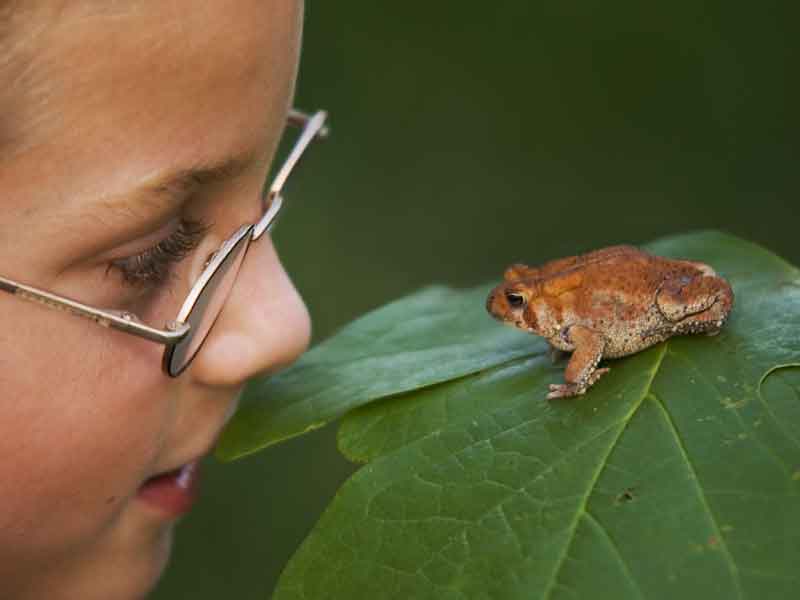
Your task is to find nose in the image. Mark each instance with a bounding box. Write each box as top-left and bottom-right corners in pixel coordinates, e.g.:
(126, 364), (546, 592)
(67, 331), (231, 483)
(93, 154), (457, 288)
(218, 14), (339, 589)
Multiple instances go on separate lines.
(189, 236), (311, 387)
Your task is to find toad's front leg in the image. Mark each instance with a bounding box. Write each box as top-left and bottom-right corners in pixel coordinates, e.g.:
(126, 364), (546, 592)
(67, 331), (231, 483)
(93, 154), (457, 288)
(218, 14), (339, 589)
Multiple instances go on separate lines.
(547, 325), (609, 399)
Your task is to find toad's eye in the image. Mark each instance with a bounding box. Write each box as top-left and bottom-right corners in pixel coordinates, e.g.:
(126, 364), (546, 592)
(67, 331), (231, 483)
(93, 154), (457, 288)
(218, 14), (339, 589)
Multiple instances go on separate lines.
(506, 291), (526, 308)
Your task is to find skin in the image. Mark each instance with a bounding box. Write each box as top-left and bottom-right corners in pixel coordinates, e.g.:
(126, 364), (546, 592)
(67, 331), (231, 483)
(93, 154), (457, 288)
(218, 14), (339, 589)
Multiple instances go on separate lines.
(487, 245), (734, 399)
(0, 1), (310, 598)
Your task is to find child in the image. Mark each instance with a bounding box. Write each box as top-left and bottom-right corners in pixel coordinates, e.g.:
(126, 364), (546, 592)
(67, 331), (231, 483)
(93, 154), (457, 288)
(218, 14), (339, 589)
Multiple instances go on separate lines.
(0, 1), (314, 597)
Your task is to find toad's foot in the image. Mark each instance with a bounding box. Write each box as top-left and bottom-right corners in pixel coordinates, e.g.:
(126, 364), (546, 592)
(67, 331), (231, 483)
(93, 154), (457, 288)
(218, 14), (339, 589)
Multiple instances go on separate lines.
(547, 383), (584, 399)
(548, 326), (608, 399)
(547, 368), (610, 399)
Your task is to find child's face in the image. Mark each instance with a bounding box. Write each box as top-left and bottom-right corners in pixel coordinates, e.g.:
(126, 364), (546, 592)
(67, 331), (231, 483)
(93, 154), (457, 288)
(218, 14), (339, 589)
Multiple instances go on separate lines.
(0, 1), (309, 597)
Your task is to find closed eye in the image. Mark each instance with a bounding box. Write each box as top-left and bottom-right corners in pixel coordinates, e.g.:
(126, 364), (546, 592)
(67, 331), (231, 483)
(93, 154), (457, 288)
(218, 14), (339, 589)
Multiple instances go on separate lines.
(109, 218), (210, 289)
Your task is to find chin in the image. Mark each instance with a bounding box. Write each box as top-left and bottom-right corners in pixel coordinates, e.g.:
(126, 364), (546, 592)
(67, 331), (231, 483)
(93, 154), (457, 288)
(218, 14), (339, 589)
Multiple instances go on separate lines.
(35, 518), (175, 600)
(118, 519), (176, 600)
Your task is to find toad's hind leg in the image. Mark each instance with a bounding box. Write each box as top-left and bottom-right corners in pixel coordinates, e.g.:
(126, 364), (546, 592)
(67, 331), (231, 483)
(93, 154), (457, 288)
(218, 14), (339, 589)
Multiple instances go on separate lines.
(656, 272), (733, 335)
(547, 326), (608, 399)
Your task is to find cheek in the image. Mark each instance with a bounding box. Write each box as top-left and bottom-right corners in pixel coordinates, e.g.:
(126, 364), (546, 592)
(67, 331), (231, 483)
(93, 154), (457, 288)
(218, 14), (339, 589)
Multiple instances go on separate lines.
(523, 305), (539, 330)
(0, 304), (172, 566)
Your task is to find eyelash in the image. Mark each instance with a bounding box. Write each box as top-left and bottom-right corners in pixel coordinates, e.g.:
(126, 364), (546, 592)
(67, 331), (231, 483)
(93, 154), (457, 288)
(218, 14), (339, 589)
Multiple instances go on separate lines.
(110, 218), (210, 289)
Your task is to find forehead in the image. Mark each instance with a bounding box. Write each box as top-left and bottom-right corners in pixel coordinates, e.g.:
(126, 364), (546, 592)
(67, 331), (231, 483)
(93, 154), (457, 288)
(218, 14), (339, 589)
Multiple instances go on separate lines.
(0, 0), (301, 218)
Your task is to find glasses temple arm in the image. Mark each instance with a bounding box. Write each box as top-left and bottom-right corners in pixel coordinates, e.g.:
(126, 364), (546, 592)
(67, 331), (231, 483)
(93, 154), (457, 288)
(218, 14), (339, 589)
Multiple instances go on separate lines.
(0, 276), (189, 345)
(287, 108), (330, 138)
(253, 109), (328, 240)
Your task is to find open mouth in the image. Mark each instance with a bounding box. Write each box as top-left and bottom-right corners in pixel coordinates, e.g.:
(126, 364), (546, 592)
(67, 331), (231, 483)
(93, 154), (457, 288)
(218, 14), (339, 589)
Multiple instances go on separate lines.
(137, 460), (201, 518)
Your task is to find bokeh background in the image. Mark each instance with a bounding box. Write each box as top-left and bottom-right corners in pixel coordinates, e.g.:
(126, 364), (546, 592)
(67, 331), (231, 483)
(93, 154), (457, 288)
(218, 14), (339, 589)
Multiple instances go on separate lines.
(154, 2), (797, 597)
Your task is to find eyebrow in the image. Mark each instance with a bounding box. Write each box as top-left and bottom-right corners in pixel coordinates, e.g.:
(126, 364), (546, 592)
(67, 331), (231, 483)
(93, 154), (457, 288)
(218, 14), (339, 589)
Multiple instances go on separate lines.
(146, 154), (256, 204)
(83, 153), (259, 229)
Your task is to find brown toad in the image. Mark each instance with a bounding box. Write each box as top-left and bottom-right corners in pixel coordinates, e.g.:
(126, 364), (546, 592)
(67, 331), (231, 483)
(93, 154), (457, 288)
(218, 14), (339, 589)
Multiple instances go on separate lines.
(486, 245), (734, 399)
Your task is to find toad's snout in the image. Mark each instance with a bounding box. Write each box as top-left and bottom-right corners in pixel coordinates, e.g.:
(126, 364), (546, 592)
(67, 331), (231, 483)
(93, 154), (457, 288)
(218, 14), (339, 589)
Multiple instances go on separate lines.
(486, 286), (510, 321)
(486, 290), (500, 319)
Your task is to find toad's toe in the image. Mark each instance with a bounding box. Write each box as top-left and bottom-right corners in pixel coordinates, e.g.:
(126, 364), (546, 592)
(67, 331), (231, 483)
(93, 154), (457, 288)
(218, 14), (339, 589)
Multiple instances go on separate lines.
(547, 383), (583, 399)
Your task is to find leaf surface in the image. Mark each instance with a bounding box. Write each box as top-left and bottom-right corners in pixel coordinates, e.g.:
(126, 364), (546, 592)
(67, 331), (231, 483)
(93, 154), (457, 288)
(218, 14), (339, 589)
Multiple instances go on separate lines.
(217, 286), (540, 458)
(261, 231), (800, 599)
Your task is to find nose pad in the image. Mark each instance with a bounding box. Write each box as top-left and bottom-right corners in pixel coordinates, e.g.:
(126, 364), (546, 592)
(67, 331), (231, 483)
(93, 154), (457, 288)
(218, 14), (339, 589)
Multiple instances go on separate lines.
(186, 234), (225, 289)
(203, 250), (218, 269)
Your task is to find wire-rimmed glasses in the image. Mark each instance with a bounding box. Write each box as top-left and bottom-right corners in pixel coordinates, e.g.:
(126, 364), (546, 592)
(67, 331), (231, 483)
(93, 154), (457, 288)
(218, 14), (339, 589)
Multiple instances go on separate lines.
(0, 108), (328, 376)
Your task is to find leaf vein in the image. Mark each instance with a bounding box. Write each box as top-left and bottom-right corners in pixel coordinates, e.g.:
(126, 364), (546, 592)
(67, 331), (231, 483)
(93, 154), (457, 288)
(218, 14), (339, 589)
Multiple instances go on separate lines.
(740, 568), (800, 582)
(583, 511), (645, 600)
(651, 392), (744, 599)
(541, 343), (667, 600)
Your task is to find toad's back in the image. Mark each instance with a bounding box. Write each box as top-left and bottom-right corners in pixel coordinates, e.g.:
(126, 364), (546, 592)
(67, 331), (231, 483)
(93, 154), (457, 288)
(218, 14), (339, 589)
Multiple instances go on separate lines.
(538, 247), (722, 357)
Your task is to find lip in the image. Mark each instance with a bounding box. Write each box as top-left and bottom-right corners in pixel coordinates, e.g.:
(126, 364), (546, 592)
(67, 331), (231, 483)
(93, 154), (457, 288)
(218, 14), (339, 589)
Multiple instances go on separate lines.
(137, 397), (239, 518)
(137, 460), (202, 518)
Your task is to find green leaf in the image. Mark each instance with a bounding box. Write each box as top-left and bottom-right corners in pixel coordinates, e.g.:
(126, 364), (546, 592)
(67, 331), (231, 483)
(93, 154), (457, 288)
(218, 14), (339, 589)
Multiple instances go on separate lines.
(217, 286), (540, 459)
(259, 231), (800, 599)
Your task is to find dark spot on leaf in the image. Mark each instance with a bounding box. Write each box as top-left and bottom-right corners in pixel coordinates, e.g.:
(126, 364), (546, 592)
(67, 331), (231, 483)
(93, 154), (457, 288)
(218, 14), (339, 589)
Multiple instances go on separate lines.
(615, 487), (636, 504)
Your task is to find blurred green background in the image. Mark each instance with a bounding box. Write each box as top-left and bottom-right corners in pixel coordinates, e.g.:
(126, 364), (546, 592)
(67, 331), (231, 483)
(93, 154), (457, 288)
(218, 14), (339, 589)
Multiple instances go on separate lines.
(154, 1), (797, 597)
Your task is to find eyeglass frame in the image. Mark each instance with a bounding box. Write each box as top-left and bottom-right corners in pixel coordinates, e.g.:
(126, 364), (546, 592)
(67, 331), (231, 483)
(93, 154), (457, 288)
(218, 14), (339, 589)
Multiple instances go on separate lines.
(0, 108), (328, 375)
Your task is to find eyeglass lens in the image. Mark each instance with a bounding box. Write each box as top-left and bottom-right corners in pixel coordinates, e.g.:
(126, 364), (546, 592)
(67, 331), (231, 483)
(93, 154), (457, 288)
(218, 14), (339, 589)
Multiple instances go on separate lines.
(164, 230), (253, 376)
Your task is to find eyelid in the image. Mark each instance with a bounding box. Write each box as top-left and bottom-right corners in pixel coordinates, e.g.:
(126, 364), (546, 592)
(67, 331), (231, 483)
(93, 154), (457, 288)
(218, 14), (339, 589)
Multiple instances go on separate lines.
(96, 218), (184, 263)
(108, 218), (210, 288)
